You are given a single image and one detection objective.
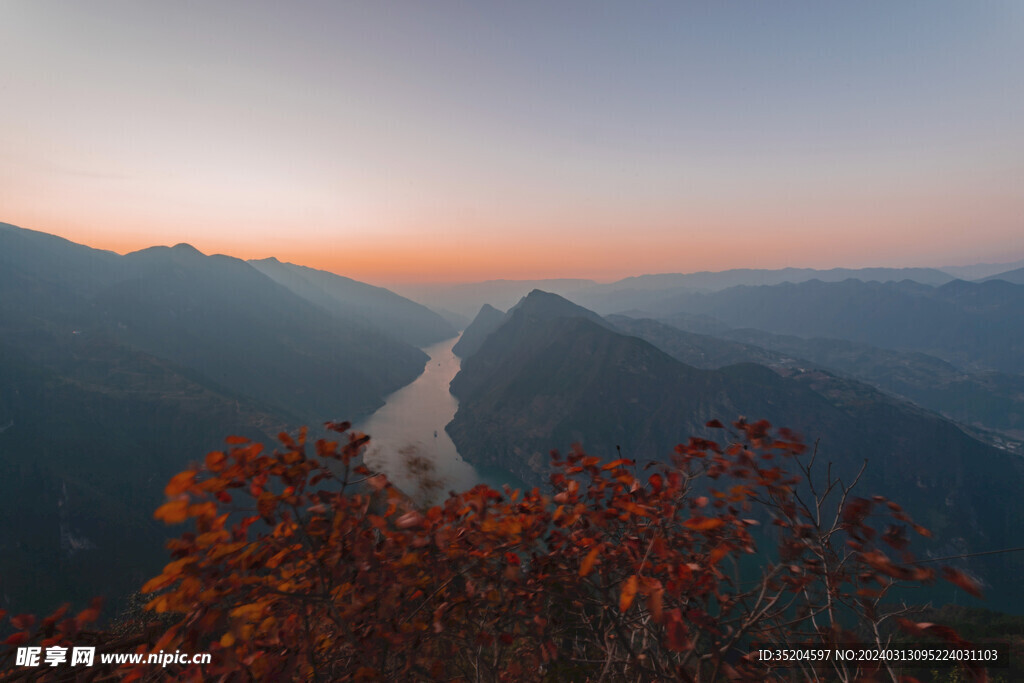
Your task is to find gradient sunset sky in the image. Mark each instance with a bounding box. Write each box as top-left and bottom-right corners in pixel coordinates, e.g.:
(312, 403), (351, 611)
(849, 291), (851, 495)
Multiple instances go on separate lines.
(2, 1), (1022, 284)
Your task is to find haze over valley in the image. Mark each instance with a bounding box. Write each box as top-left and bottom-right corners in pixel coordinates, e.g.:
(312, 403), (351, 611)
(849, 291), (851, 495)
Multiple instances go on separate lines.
(3, 220), (1024, 619)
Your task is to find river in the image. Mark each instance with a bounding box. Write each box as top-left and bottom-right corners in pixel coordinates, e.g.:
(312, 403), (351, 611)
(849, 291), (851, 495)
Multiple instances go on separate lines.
(355, 334), (519, 504)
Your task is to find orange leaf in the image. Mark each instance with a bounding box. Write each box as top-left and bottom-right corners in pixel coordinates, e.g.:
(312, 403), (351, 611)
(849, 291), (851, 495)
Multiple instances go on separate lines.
(140, 574), (174, 594)
(76, 607), (100, 626)
(154, 499), (189, 524)
(619, 575), (639, 612)
(188, 501), (219, 520)
(601, 459), (632, 470)
(728, 484), (753, 500)
(164, 471), (196, 497)
(205, 451), (227, 471)
(225, 435), (249, 444)
(683, 516), (724, 532)
(619, 501), (650, 517)
(579, 545), (601, 577)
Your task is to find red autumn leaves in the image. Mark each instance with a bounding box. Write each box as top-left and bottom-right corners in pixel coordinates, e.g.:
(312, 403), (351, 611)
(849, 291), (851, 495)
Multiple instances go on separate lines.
(2, 418), (988, 681)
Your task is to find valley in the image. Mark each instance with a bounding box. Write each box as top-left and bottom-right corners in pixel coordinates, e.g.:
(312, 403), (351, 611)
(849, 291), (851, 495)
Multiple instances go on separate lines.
(3, 220), (1023, 622)
(355, 334), (521, 505)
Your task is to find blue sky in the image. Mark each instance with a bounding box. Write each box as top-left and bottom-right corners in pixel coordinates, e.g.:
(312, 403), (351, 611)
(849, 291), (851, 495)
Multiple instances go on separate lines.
(2, 1), (1021, 282)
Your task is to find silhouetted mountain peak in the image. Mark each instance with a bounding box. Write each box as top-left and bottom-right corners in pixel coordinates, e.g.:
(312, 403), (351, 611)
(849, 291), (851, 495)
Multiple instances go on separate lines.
(128, 243), (205, 257)
(509, 290), (607, 325)
(477, 303), (502, 315)
(127, 244), (209, 265)
(452, 303), (507, 358)
(979, 266), (1024, 284)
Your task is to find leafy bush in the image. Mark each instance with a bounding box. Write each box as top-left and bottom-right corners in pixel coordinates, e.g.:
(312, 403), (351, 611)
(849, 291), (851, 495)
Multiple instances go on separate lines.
(2, 420), (988, 681)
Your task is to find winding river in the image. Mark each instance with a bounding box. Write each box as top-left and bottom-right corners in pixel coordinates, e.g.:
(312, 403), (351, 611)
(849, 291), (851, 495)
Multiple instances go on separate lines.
(356, 334), (518, 503)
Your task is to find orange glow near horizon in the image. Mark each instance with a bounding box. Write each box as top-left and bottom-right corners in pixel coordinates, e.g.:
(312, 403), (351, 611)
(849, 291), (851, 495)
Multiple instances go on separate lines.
(7, 192), (1024, 287)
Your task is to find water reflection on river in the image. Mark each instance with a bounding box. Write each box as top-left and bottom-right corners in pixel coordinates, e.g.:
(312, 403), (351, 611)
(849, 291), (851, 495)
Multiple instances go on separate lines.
(356, 334), (518, 504)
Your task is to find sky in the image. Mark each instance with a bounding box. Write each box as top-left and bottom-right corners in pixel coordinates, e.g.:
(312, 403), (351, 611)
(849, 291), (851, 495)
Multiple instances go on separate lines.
(1, 1), (1022, 284)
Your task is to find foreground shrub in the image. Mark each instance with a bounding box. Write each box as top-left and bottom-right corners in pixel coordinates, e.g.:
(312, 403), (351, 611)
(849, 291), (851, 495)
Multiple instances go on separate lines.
(3, 420), (988, 681)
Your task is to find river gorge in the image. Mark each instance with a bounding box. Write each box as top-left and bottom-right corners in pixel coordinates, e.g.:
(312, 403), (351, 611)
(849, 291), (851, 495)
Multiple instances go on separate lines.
(355, 334), (519, 503)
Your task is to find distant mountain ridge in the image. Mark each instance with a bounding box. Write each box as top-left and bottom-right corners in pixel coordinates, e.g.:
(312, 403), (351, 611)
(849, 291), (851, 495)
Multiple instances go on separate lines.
(595, 266), (953, 291)
(609, 315), (1024, 446)
(940, 258), (1024, 281)
(249, 257), (456, 347)
(565, 267), (955, 314)
(980, 266), (1024, 285)
(387, 262), (1022, 319)
(646, 278), (1024, 374)
(715, 327), (1024, 441)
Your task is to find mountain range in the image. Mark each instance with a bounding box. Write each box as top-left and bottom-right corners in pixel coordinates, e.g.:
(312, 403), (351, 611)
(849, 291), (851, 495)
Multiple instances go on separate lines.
(940, 258), (1024, 281)
(606, 316), (1024, 446)
(0, 222), (452, 613)
(447, 290), (1024, 611)
(249, 257), (455, 347)
(980, 266), (1024, 285)
(635, 278), (1024, 375)
(3, 220), (1024, 617)
(393, 261), (1024, 322)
